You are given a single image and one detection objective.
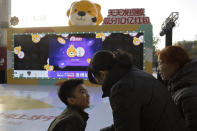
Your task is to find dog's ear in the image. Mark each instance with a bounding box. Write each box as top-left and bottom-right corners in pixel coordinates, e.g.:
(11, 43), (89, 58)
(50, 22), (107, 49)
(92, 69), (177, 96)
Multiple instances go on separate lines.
(67, 2), (77, 17)
(95, 3), (101, 11)
(67, 8), (71, 17)
(67, 2), (77, 26)
(69, 21), (72, 26)
(67, 8), (72, 25)
(95, 4), (103, 25)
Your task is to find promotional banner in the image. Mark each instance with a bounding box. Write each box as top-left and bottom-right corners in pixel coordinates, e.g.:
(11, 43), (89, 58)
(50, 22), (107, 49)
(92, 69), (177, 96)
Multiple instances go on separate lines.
(102, 8), (151, 25)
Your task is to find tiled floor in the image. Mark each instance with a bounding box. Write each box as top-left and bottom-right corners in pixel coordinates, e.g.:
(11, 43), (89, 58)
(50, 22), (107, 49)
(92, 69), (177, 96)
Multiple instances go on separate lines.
(0, 84), (113, 131)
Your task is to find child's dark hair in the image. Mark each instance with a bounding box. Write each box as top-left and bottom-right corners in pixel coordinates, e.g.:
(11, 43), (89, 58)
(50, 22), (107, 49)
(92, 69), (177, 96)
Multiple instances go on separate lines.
(88, 49), (133, 84)
(58, 79), (84, 105)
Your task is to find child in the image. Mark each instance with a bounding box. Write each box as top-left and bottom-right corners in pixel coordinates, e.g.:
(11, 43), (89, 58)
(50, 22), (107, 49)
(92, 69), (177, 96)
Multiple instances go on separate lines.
(48, 79), (90, 131)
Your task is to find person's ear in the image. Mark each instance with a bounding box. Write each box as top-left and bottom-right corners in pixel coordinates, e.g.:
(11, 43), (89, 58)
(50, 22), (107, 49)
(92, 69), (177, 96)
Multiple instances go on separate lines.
(99, 71), (106, 78)
(101, 71), (108, 77)
(67, 97), (76, 105)
(99, 71), (108, 81)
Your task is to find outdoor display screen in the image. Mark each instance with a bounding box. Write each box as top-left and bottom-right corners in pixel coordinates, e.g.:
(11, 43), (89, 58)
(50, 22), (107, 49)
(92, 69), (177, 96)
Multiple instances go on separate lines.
(48, 36), (102, 78)
(13, 32), (144, 79)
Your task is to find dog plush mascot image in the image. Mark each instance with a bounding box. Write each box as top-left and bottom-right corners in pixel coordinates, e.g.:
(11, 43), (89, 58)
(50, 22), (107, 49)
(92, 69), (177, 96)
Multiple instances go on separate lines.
(67, 0), (103, 26)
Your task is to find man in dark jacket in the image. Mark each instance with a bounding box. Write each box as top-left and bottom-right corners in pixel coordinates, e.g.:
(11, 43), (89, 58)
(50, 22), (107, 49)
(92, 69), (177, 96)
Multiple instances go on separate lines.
(48, 79), (89, 131)
(88, 50), (189, 131)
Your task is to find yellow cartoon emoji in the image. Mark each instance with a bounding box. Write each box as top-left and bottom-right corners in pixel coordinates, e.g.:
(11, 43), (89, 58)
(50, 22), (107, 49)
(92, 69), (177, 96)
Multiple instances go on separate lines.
(57, 37), (66, 44)
(32, 34), (41, 43)
(96, 33), (105, 41)
(44, 64), (54, 71)
(14, 46), (22, 54)
(86, 58), (91, 63)
(133, 37), (141, 46)
(67, 44), (77, 57)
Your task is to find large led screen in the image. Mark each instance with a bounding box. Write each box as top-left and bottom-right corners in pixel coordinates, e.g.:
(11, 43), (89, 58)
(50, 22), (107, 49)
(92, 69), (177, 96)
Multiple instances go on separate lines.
(13, 32), (144, 79)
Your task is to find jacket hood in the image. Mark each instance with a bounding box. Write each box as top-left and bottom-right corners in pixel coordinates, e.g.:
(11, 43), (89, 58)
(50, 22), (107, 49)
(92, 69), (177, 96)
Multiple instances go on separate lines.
(169, 57), (197, 91)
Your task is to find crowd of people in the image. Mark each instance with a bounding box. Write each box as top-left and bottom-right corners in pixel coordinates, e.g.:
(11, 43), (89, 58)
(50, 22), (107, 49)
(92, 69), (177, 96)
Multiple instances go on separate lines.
(48, 45), (197, 131)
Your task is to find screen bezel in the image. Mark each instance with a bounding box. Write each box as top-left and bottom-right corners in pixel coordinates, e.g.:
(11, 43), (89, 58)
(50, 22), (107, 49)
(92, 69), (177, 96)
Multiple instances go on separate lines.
(7, 24), (153, 84)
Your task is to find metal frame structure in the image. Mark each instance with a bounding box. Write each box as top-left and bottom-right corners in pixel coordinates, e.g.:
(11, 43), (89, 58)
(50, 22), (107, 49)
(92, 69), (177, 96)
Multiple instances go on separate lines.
(160, 12), (179, 46)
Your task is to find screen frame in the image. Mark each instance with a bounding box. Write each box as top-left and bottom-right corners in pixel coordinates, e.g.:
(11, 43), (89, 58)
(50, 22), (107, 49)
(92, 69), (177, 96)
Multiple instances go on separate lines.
(7, 24), (153, 85)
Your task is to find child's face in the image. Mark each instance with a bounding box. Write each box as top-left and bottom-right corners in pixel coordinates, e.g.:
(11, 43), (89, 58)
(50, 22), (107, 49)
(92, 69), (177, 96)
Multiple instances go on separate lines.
(71, 84), (90, 110)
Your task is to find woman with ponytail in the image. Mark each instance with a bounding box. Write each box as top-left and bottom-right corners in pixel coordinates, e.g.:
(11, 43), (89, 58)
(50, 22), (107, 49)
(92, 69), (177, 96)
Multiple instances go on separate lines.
(88, 50), (189, 131)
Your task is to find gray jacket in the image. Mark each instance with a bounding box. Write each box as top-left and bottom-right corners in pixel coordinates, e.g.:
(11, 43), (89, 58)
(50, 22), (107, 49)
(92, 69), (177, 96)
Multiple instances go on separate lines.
(48, 106), (89, 131)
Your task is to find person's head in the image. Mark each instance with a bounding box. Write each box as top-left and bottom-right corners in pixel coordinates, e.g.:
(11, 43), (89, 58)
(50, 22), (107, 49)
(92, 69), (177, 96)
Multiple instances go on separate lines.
(157, 46), (190, 80)
(58, 79), (90, 110)
(88, 49), (133, 85)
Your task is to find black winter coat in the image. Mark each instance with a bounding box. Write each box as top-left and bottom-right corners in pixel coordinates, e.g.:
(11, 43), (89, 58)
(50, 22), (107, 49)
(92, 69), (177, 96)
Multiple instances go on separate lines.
(168, 58), (197, 131)
(47, 106), (89, 131)
(101, 64), (189, 131)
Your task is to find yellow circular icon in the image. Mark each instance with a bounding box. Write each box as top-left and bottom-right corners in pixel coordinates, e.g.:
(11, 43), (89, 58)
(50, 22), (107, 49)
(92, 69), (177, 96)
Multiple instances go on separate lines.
(57, 37), (66, 44)
(96, 33), (105, 41)
(133, 37), (141, 46)
(49, 66), (54, 71)
(32, 34), (41, 43)
(87, 58), (91, 63)
(44, 64), (54, 71)
(14, 46), (21, 54)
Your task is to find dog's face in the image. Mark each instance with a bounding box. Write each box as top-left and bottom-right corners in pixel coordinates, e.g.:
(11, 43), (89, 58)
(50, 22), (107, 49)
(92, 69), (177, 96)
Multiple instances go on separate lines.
(67, 0), (103, 26)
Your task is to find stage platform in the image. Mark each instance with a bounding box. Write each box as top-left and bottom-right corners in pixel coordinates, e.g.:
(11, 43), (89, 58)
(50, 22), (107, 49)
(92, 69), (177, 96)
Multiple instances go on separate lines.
(0, 84), (113, 131)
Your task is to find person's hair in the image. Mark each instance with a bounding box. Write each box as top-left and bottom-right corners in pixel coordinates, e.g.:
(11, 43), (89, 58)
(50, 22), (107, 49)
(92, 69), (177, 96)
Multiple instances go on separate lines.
(88, 49), (133, 84)
(58, 79), (84, 105)
(156, 46), (191, 68)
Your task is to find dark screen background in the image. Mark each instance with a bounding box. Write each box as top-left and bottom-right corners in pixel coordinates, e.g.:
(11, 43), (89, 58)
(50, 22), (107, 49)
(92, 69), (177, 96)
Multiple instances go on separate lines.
(14, 32), (143, 71)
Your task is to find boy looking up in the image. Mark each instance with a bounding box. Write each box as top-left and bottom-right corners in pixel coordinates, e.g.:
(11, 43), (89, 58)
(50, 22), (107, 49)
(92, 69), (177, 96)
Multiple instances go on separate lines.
(48, 79), (90, 131)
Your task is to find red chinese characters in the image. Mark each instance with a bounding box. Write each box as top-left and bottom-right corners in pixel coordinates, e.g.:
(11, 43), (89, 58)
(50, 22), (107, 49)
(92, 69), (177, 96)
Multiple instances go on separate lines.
(103, 9), (150, 25)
